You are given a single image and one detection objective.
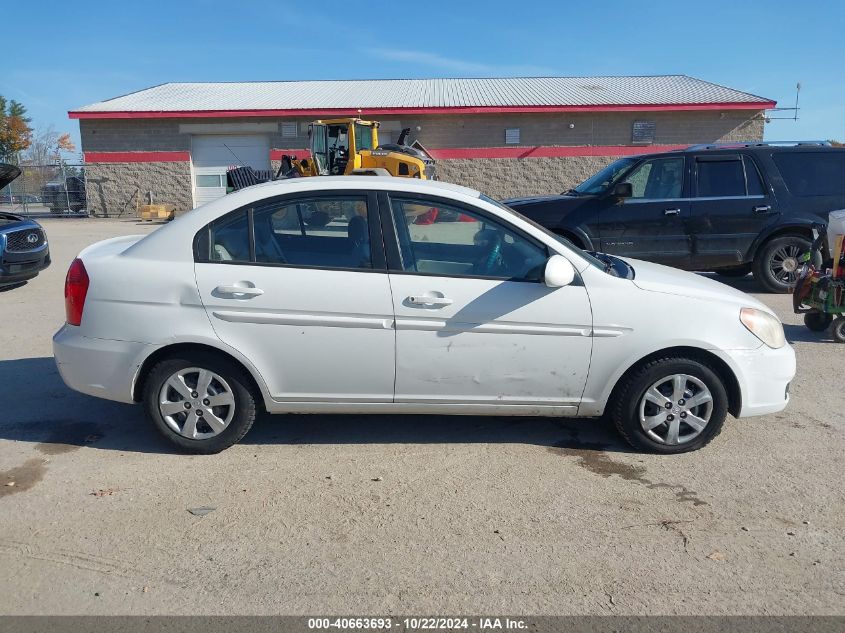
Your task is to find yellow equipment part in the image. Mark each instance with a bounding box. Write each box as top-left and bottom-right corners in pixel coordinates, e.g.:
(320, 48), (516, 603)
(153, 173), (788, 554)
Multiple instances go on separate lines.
(291, 118), (433, 180)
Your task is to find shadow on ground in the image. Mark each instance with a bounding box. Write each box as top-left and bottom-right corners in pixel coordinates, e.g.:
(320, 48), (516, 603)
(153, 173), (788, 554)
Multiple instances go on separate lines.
(0, 357), (629, 456)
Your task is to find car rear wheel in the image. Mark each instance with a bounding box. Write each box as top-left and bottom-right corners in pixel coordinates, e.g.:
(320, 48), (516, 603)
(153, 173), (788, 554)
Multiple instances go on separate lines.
(611, 357), (728, 454)
(143, 354), (257, 453)
(753, 235), (813, 293)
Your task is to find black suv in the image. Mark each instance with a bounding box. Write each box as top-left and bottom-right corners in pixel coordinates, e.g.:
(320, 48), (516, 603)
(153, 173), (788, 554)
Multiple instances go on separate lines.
(506, 142), (845, 292)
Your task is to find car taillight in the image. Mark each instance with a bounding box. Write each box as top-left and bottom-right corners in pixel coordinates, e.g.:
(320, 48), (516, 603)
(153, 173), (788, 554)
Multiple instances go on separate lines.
(65, 258), (89, 326)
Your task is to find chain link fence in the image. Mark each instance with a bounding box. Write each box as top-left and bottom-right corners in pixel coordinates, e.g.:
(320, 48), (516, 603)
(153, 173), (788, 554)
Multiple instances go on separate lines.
(0, 163), (88, 217)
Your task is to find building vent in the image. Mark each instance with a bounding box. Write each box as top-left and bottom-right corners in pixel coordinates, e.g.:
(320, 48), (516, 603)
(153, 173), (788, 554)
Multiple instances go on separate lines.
(632, 120), (656, 144)
(505, 128), (520, 144)
(281, 122), (298, 138)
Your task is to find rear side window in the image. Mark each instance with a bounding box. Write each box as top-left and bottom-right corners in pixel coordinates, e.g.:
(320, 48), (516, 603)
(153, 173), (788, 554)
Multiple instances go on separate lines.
(196, 195), (376, 271)
(208, 210), (250, 262)
(696, 158), (746, 197)
(772, 152), (845, 196)
(252, 197), (373, 269)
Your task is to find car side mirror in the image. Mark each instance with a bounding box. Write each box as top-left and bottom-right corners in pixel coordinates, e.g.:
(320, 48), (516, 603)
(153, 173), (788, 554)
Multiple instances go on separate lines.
(544, 255), (576, 288)
(613, 182), (633, 198)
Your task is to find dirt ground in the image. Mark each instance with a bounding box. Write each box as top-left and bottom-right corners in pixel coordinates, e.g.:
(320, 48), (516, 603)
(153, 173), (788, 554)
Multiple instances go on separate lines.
(0, 217), (842, 615)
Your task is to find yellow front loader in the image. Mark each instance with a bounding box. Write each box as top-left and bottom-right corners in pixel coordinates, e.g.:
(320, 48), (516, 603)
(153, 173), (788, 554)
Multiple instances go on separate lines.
(282, 118), (436, 180)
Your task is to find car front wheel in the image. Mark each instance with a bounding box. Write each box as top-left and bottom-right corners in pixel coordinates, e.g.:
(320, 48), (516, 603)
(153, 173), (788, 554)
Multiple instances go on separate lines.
(611, 357), (728, 454)
(143, 354), (257, 453)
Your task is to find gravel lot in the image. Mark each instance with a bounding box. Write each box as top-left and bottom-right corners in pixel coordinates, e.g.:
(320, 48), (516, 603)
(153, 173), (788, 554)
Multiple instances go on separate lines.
(0, 218), (842, 615)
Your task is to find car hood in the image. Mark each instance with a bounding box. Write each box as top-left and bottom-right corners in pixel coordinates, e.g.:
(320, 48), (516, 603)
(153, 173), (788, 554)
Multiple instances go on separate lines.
(504, 193), (580, 206)
(626, 258), (773, 313)
(0, 212), (36, 230)
(0, 163), (21, 190)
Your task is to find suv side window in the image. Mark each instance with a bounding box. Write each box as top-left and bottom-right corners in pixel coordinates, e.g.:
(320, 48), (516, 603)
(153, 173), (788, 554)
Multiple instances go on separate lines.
(743, 155), (765, 196)
(389, 196), (548, 281)
(196, 194), (377, 270)
(772, 152), (845, 196)
(696, 156), (747, 197)
(621, 157), (684, 199)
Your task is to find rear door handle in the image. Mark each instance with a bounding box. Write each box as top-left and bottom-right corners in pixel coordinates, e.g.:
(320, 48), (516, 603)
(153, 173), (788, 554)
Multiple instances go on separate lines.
(663, 208), (681, 216)
(215, 284), (264, 297)
(754, 205), (772, 214)
(408, 294), (453, 307)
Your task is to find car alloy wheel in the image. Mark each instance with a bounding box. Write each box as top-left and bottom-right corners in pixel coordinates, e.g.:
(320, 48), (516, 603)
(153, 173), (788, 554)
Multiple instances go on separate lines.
(769, 243), (804, 286)
(158, 367), (236, 439)
(638, 373), (713, 446)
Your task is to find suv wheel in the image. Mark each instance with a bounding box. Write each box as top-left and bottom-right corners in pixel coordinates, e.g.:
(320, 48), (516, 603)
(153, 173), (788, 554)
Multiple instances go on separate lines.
(143, 353), (257, 453)
(753, 235), (812, 293)
(611, 357), (728, 454)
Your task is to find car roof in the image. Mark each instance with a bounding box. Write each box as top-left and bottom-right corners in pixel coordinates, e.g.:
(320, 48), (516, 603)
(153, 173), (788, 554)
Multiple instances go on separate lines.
(247, 175), (482, 198)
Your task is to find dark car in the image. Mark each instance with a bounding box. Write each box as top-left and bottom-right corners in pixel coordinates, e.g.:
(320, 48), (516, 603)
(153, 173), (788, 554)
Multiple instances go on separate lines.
(506, 142), (845, 293)
(0, 164), (51, 287)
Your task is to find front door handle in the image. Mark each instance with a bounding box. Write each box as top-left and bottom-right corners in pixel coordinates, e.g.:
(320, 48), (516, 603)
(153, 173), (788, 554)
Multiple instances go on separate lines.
(663, 208), (681, 216)
(215, 284), (264, 297)
(754, 205), (772, 214)
(408, 294), (453, 307)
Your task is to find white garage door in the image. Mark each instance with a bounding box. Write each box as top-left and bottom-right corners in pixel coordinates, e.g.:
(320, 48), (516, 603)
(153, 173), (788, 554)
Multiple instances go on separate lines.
(191, 135), (271, 207)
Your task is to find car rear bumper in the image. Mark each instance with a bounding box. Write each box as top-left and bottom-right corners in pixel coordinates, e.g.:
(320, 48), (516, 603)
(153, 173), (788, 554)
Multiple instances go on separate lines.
(721, 343), (796, 418)
(53, 325), (150, 404)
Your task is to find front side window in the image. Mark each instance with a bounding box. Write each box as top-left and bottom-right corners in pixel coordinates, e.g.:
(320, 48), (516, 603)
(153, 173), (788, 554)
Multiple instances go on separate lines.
(199, 195), (373, 270)
(390, 196), (547, 281)
(572, 157), (638, 195)
(622, 157), (684, 199)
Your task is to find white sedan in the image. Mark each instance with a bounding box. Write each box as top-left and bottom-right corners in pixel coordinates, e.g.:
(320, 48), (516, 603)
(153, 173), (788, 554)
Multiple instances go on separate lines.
(53, 177), (795, 454)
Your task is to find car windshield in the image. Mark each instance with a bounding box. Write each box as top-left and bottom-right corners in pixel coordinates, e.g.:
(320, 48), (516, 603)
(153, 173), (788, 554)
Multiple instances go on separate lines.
(571, 157), (638, 195)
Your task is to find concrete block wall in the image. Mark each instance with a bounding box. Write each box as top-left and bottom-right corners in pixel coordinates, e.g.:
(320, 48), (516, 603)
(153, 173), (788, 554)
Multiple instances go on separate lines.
(85, 161), (192, 217)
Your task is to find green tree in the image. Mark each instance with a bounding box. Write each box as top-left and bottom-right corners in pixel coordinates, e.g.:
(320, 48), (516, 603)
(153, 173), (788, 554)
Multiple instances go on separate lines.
(0, 96), (33, 162)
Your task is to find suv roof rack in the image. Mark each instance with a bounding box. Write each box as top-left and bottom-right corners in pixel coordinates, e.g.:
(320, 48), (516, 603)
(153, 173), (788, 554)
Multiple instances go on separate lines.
(685, 140), (832, 151)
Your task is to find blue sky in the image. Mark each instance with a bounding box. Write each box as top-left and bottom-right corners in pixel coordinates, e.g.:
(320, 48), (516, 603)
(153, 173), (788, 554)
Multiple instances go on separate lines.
(3, 0), (844, 155)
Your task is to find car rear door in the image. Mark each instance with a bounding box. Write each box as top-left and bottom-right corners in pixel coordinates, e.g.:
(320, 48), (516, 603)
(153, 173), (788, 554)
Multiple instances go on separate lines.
(381, 192), (592, 412)
(193, 190), (396, 404)
(596, 155), (691, 267)
(688, 153), (779, 269)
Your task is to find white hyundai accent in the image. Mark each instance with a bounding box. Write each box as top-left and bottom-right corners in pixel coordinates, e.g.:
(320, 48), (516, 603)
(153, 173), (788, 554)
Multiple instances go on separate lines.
(53, 177), (795, 454)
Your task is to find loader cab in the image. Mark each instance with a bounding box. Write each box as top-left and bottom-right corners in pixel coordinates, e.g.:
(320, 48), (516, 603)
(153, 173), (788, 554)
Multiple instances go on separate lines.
(309, 119), (380, 176)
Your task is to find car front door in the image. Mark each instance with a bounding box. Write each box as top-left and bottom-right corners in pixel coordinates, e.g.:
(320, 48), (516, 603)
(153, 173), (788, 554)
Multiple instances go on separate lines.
(382, 193), (593, 411)
(597, 155), (691, 267)
(688, 153), (780, 270)
(193, 190), (396, 403)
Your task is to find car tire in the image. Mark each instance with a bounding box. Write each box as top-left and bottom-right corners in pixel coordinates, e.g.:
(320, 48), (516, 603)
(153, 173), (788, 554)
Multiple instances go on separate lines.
(832, 318), (845, 344)
(804, 311), (833, 332)
(752, 235), (813, 293)
(611, 357), (728, 454)
(715, 264), (752, 277)
(143, 353), (257, 454)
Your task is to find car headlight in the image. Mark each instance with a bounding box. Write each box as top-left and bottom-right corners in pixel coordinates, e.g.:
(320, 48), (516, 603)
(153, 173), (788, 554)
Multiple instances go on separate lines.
(740, 308), (786, 348)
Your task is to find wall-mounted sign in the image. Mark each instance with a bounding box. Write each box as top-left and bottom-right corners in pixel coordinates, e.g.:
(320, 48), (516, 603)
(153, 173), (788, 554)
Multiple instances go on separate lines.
(632, 120), (656, 144)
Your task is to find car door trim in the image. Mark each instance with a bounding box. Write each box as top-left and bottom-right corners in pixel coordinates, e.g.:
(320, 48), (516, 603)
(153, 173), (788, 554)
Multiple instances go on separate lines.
(212, 309), (395, 330)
